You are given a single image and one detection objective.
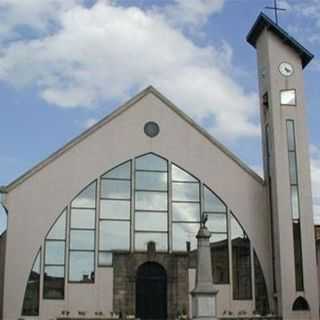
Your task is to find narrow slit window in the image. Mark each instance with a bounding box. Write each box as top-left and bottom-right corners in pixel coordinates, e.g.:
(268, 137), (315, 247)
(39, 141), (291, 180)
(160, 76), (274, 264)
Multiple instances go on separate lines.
(286, 120), (304, 291)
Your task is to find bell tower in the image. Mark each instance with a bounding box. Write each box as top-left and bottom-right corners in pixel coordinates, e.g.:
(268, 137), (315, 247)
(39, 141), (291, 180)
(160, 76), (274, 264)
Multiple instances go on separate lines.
(247, 13), (319, 319)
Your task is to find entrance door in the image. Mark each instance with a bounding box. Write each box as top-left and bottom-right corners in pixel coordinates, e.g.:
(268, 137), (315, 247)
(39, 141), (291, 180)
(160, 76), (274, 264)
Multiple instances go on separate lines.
(136, 262), (167, 320)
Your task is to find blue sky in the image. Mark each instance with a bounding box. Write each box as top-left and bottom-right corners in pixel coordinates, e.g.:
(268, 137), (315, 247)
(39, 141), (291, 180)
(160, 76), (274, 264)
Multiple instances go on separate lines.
(0, 0), (320, 233)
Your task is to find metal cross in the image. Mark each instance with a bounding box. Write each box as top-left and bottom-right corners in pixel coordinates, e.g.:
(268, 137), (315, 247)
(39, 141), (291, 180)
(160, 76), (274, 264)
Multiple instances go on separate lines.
(265, 0), (286, 25)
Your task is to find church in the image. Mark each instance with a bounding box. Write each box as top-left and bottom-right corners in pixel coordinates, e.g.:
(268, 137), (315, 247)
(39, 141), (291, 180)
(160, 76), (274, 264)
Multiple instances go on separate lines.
(0, 12), (319, 320)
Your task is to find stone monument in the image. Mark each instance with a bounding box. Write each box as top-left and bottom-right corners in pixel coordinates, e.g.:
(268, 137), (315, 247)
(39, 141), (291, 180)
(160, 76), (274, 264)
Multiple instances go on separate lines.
(191, 214), (218, 320)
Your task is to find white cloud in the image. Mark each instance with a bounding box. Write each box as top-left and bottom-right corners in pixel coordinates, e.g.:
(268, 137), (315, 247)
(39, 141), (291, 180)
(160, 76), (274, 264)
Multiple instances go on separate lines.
(161, 0), (224, 28)
(0, 0), (85, 42)
(0, 0), (259, 140)
(310, 144), (320, 224)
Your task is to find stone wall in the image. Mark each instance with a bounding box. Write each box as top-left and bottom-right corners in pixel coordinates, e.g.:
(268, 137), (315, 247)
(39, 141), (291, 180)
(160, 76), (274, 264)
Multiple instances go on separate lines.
(113, 249), (189, 320)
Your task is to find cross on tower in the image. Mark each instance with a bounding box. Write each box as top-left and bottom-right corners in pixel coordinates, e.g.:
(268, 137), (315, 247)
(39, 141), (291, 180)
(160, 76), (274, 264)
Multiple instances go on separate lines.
(265, 0), (286, 25)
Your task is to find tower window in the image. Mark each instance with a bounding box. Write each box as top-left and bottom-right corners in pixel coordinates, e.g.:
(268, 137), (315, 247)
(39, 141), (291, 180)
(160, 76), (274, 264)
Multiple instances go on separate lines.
(286, 120), (304, 291)
(281, 89), (296, 106)
(292, 296), (310, 311)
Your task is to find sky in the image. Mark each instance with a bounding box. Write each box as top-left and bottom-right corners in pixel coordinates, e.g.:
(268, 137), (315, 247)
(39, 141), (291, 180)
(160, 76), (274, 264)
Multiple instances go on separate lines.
(0, 0), (319, 234)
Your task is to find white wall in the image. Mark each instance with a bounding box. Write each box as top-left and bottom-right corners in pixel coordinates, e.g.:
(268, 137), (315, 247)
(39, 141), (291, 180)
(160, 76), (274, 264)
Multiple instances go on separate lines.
(3, 91), (271, 319)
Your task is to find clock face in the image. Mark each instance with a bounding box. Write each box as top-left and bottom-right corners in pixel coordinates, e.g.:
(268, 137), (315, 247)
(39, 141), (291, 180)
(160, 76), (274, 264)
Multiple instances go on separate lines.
(279, 62), (294, 77)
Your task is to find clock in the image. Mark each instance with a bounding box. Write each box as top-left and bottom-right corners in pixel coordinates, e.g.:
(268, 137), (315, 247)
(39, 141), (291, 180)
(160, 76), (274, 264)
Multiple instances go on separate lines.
(279, 62), (294, 77)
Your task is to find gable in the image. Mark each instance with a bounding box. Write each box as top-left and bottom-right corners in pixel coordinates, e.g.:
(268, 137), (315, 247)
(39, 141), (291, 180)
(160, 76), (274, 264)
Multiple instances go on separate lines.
(2, 86), (263, 194)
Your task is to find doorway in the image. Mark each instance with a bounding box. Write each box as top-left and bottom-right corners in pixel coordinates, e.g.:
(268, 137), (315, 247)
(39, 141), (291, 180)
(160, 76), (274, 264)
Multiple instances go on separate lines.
(136, 262), (167, 320)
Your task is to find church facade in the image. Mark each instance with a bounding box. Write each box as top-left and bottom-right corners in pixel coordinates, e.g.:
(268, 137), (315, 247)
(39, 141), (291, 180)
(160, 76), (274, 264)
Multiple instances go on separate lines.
(0, 13), (319, 320)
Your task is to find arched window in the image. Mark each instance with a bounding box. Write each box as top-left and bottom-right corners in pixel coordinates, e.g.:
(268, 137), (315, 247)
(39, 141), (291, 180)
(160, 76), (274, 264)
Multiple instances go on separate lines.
(44, 208), (66, 299)
(36, 152), (269, 309)
(22, 249), (41, 315)
(231, 213), (252, 300)
(69, 181), (96, 282)
(292, 296), (310, 311)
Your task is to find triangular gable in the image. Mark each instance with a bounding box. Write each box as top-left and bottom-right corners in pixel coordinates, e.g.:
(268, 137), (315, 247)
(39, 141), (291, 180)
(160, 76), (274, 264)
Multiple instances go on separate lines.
(1, 86), (263, 193)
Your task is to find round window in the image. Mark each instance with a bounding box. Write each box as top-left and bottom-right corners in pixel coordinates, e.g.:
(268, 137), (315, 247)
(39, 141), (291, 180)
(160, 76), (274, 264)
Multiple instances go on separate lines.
(144, 121), (160, 138)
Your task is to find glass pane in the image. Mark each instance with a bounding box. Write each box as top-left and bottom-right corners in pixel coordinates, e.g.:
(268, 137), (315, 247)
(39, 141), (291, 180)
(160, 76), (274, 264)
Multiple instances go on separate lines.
(101, 179), (130, 199)
(135, 233), (168, 251)
(135, 211), (167, 231)
(136, 171), (167, 191)
(293, 221), (304, 290)
(71, 181), (96, 208)
(211, 233), (228, 243)
(172, 223), (199, 251)
(172, 183), (199, 202)
(172, 202), (200, 222)
(210, 233), (229, 284)
(47, 209), (66, 240)
(136, 154), (167, 171)
(286, 120), (296, 151)
(102, 161), (131, 179)
(281, 89), (296, 105)
(44, 266), (64, 299)
(254, 251), (269, 314)
(99, 220), (130, 251)
(135, 191), (168, 211)
(22, 251), (40, 316)
(70, 230), (94, 250)
(291, 185), (300, 219)
(232, 236), (252, 299)
(71, 208), (95, 229)
(231, 215), (247, 240)
(69, 251), (94, 282)
(172, 164), (197, 182)
(33, 251), (41, 274)
(231, 213), (251, 299)
(288, 152), (298, 185)
(99, 252), (113, 266)
(100, 199), (130, 220)
(204, 187), (226, 212)
(206, 213), (227, 233)
(45, 241), (65, 265)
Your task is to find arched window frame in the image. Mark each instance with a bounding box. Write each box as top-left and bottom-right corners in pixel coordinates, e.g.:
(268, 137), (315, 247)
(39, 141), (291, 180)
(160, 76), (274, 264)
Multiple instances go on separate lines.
(36, 152), (269, 308)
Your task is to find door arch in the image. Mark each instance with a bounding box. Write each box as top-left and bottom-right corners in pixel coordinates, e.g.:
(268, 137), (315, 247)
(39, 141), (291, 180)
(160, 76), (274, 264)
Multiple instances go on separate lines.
(136, 262), (167, 320)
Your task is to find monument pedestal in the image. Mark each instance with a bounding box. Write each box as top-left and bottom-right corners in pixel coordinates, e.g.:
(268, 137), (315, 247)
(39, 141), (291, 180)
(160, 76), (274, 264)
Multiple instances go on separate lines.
(191, 224), (218, 320)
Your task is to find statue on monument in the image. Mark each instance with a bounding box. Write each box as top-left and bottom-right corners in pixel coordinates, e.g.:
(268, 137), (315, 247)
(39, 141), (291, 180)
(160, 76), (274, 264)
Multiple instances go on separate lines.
(200, 213), (208, 228)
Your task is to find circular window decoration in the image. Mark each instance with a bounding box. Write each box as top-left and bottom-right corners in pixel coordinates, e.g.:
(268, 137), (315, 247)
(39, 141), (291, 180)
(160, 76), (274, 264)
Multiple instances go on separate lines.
(144, 121), (160, 138)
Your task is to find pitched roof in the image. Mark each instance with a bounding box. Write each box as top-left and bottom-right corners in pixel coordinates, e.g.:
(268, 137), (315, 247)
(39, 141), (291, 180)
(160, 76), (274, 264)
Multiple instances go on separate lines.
(1, 86), (264, 193)
(247, 12), (314, 68)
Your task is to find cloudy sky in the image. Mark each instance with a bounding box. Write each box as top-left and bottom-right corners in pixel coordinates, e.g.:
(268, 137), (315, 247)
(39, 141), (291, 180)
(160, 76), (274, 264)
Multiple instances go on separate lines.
(0, 0), (319, 233)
